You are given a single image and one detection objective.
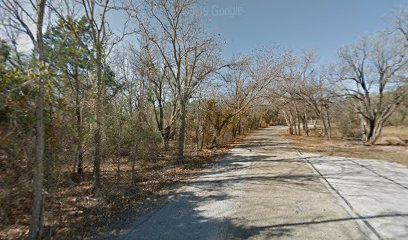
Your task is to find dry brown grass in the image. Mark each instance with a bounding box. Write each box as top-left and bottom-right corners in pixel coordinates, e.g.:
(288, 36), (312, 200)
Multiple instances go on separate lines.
(381, 126), (408, 139)
(376, 126), (408, 145)
(282, 127), (408, 167)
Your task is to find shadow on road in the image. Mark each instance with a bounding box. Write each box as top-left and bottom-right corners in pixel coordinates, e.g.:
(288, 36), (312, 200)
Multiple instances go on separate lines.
(112, 127), (408, 240)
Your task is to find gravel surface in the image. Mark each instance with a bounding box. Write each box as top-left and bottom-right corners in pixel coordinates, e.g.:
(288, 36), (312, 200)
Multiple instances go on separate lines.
(114, 127), (408, 239)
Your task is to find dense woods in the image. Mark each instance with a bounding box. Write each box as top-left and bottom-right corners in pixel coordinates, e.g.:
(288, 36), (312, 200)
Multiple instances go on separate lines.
(0, 1), (407, 239)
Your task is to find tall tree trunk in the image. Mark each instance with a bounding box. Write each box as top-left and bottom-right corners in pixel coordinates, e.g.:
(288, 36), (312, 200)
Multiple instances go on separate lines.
(195, 117), (199, 154)
(320, 114), (328, 139)
(295, 107), (301, 136)
(291, 111), (297, 135)
(304, 112), (309, 136)
(282, 110), (292, 134)
(75, 67), (83, 179)
(164, 137), (170, 150)
(93, 53), (103, 190)
(29, 70), (45, 240)
(360, 117), (369, 142)
(325, 107), (332, 140)
(116, 118), (123, 184)
(94, 108), (102, 189)
(161, 126), (171, 151)
(289, 114), (294, 134)
(161, 136), (170, 151)
(232, 119), (241, 139)
(80, 0), (111, 191)
(28, 1), (46, 239)
(177, 100), (186, 164)
(200, 122), (206, 151)
(213, 128), (222, 147)
(238, 120), (242, 136)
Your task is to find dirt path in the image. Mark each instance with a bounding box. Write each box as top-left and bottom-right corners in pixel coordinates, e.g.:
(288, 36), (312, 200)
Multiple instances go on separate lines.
(114, 126), (408, 239)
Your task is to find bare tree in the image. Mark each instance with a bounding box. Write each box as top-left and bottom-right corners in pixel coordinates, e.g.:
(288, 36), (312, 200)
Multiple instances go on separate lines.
(270, 51), (337, 138)
(295, 59), (334, 138)
(207, 51), (284, 146)
(132, 37), (180, 150)
(0, 0), (48, 239)
(337, 35), (408, 144)
(79, 0), (111, 189)
(395, 8), (408, 46)
(130, 0), (225, 163)
(31, 2), (47, 238)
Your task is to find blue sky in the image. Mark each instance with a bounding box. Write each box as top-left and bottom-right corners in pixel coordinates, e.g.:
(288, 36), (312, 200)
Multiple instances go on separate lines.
(198, 0), (407, 63)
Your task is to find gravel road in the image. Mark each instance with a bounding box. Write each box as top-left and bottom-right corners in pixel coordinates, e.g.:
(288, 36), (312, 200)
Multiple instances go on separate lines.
(114, 126), (408, 240)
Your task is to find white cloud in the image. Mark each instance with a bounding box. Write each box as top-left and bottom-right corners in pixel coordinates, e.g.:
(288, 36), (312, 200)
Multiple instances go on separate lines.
(16, 33), (34, 53)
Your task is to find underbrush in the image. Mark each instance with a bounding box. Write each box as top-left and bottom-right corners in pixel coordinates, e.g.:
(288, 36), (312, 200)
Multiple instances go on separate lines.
(0, 144), (237, 239)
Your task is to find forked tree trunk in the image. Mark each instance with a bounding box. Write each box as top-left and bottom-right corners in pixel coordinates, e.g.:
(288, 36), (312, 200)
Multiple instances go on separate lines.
(362, 118), (384, 144)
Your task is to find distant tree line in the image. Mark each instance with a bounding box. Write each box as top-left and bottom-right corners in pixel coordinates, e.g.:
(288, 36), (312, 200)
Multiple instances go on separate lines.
(270, 11), (408, 143)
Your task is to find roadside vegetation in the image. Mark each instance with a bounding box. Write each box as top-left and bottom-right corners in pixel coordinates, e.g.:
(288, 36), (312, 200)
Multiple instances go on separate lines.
(0, 0), (407, 239)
